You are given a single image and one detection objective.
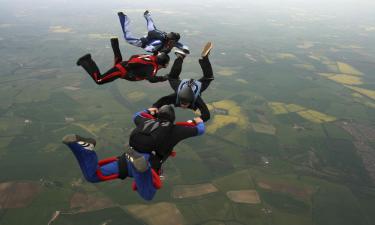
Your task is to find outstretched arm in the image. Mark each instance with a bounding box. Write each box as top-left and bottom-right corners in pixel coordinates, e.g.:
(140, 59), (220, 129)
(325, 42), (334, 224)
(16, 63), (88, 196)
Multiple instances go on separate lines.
(194, 97), (211, 122)
(147, 74), (168, 83)
(152, 93), (177, 108)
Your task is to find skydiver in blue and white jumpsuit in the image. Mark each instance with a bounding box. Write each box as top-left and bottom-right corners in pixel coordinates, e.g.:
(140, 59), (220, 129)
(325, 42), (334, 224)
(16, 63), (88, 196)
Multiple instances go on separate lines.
(117, 10), (190, 55)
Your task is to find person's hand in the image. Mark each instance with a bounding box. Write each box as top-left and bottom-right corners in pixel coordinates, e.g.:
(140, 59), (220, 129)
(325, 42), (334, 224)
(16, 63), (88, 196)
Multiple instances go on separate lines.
(148, 107), (158, 115)
(193, 117), (203, 124)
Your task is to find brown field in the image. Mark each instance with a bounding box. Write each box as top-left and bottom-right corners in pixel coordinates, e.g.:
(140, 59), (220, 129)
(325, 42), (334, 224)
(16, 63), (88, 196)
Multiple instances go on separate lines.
(0, 181), (42, 209)
(125, 202), (184, 225)
(70, 192), (115, 213)
(226, 190), (261, 204)
(172, 183), (218, 199)
(257, 180), (314, 199)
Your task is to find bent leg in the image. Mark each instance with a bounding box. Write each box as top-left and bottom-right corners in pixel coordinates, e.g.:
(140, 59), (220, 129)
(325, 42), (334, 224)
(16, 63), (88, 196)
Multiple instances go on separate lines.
(111, 38), (122, 65)
(168, 57), (184, 90)
(126, 154), (157, 201)
(66, 143), (101, 183)
(144, 12), (156, 31)
(198, 57), (214, 92)
(93, 65), (126, 85)
(118, 13), (143, 47)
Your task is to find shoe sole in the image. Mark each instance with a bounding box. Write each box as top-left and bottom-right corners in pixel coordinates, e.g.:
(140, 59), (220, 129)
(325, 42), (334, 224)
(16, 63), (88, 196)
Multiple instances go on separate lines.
(174, 49), (186, 58)
(201, 42), (213, 58)
(76, 54), (91, 66)
(62, 134), (79, 144)
(62, 134), (96, 146)
(127, 148), (148, 173)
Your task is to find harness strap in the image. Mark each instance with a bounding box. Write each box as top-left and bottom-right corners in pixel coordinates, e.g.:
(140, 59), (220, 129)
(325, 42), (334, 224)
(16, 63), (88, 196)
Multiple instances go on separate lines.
(115, 64), (127, 78)
(96, 157), (119, 181)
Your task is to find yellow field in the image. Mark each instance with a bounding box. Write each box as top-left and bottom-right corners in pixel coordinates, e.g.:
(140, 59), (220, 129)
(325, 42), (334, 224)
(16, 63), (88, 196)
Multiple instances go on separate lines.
(206, 100), (249, 134)
(276, 53), (297, 60)
(261, 55), (274, 64)
(297, 42), (314, 49)
(337, 62), (363, 76)
(226, 190), (261, 204)
(327, 74), (363, 85)
(49, 26), (72, 33)
(216, 67), (238, 76)
(125, 202), (184, 225)
(207, 115), (240, 133)
(293, 64), (315, 71)
(345, 85), (375, 101)
(325, 64), (339, 73)
(75, 123), (108, 137)
(127, 91), (146, 102)
(88, 33), (117, 39)
(43, 143), (60, 153)
(351, 93), (363, 98)
(285, 104), (305, 112)
(308, 55), (321, 61)
(269, 102), (336, 123)
(268, 102), (288, 114)
(297, 110), (336, 123)
(318, 73), (335, 77)
(236, 78), (248, 84)
(251, 123), (276, 135)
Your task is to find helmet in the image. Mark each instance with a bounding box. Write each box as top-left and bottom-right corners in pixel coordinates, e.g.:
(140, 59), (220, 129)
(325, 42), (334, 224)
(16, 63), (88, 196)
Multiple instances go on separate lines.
(178, 85), (194, 105)
(166, 32), (180, 41)
(158, 105), (175, 122)
(156, 52), (170, 67)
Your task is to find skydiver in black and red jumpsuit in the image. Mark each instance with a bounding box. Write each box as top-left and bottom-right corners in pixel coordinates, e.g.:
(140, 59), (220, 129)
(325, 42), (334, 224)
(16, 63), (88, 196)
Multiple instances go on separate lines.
(76, 38), (171, 85)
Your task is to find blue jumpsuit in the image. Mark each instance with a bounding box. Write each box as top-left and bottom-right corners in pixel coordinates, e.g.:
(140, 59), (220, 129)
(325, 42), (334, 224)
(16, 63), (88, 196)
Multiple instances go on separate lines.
(118, 13), (189, 53)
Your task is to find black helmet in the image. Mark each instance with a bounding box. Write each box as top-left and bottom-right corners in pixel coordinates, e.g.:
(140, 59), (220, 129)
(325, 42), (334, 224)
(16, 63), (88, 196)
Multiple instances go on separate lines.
(178, 85), (194, 105)
(158, 105), (175, 122)
(166, 32), (180, 41)
(156, 52), (170, 67)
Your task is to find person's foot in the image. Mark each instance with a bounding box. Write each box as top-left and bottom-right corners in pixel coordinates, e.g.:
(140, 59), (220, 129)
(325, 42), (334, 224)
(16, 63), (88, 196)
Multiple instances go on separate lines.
(144, 10), (150, 17)
(201, 42), (213, 58)
(175, 49), (186, 59)
(125, 147), (148, 173)
(62, 134), (96, 151)
(76, 54), (92, 66)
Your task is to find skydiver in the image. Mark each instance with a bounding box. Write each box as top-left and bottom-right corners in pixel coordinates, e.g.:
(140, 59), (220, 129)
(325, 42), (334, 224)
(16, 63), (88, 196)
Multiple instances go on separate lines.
(62, 105), (205, 201)
(76, 38), (170, 85)
(117, 10), (189, 55)
(151, 42), (214, 122)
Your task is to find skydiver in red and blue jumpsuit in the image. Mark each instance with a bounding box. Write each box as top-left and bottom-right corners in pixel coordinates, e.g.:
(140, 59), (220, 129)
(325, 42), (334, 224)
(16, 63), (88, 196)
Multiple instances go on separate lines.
(62, 105), (205, 201)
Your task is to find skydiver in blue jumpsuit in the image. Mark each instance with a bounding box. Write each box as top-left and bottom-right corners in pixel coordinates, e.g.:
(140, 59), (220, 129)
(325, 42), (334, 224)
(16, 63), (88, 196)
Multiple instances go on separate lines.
(117, 10), (190, 55)
(62, 105), (205, 201)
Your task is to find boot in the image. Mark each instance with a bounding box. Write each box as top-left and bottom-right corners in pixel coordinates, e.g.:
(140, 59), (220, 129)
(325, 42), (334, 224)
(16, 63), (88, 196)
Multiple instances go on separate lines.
(201, 42), (213, 58)
(62, 134), (96, 151)
(174, 49), (186, 59)
(76, 54), (100, 77)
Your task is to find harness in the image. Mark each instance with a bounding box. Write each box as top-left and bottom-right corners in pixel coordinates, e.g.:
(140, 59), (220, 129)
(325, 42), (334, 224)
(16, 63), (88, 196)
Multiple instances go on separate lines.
(116, 55), (159, 80)
(176, 79), (202, 107)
